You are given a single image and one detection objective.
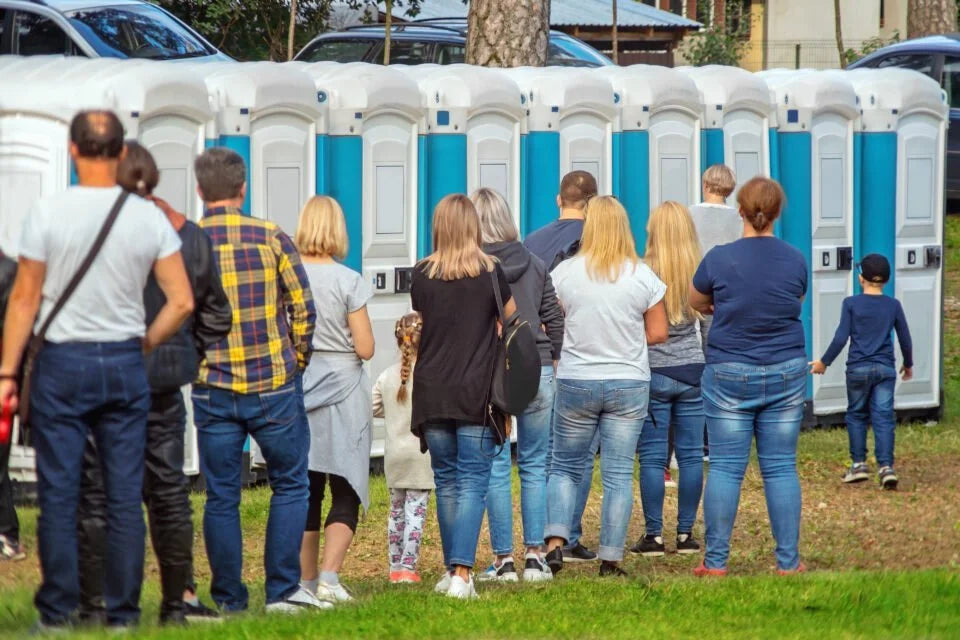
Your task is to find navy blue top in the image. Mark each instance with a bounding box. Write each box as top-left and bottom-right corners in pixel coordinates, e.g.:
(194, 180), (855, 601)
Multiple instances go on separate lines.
(693, 237), (808, 366)
(820, 294), (913, 370)
(523, 219), (584, 271)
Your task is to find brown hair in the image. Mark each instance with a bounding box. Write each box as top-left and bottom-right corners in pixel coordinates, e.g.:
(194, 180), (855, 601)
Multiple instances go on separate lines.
(70, 110), (124, 159)
(559, 171), (598, 210)
(702, 164), (736, 198)
(736, 177), (784, 232)
(394, 312), (422, 402)
(116, 140), (159, 197)
(423, 194), (496, 280)
(195, 147), (246, 203)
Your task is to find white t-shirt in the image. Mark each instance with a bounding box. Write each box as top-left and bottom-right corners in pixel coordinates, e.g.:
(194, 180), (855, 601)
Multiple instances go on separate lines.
(552, 255), (666, 381)
(19, 186), (182, 343)
(689, 202), (743, 255)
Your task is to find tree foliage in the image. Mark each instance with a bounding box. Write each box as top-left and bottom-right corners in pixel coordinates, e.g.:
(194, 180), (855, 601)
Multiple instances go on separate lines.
(843, 31), (902, 67)
(682, 0), (752, 67)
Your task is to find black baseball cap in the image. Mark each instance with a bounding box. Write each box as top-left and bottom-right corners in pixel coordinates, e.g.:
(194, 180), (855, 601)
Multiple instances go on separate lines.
(858, 253), (890, 284)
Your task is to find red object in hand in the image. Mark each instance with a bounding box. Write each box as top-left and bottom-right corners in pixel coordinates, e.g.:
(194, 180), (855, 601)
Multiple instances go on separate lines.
(0, 397), (12, 446)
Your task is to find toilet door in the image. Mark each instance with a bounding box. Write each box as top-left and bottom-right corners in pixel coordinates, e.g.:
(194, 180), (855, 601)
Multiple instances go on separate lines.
(723, 109), (768, 204)
(140, 115), (205, 220)
(560, 113), (612, 194)
(251, 113), (316, 237)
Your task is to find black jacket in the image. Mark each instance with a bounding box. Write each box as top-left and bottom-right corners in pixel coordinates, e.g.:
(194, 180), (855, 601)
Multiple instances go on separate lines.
(144, 221), (231, 393)
(483, 241), (564, 366)
(0, 254), (15, 336)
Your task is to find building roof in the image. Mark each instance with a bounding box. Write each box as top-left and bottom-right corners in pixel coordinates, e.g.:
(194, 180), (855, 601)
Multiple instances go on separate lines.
(393, 0), (701, 29)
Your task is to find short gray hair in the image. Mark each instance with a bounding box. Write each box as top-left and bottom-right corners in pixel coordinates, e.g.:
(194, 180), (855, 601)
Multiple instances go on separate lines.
(195, 147), (246, 202)
(471, 188), (518, 244)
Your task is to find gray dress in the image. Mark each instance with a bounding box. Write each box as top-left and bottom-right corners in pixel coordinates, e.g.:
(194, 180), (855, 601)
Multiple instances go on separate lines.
(300, 262), (373, 510)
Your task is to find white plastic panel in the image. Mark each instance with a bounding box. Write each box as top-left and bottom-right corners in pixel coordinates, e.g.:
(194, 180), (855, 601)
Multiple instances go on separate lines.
(660, 158), (689, 205)
(649, 112), (698, 207)
(723, 109), (768, 204)
(0, 118), (70, 256)
(251, 113), (316, 238)
(375, 166), (405, 235)
(560, 113), (612, 194)
(810, 113), (854, 415)
(734, 151), (760, 189)
(479, 163), (509, 200)
(895, 113), (944, 410)
(139, 115), (205, 221)
(467, 113), (520, 225)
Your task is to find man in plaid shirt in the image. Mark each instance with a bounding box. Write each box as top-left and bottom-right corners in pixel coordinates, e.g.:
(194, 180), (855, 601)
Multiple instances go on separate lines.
(191, 148), (327, 613)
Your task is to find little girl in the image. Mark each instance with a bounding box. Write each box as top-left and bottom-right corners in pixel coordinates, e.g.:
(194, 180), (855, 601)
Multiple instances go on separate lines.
(373, 312), (434, 584)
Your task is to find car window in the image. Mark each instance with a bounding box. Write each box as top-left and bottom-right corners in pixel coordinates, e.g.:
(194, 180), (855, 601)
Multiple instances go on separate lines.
(942, 57), (960, 109)
(549, 36), (612, 67)
(297, 39), (374, 63)
(379, 40), (433, 65)
(437, 43), (465, 65)
(14, 11), (70, 55)
(66, 5), (212, 59)
(875, 53), (935, 76)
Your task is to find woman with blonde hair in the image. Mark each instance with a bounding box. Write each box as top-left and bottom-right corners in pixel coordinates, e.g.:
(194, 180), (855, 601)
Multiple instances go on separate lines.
(544, 196), (668, 578)
(295, 195), (375, 604)
(410, 193), (518, 599)
(629, 201), (706, 559)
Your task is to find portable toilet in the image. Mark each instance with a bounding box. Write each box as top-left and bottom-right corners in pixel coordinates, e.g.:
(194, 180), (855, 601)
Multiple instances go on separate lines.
(595, 65), (702, 248)
(847, 68), (948, 420)
(678, 65), (774, 202)
(298, 62), (422, 408)
(500, 67), (619, 236)
(188, 62), (325, 236)
(757, 70), (860, 419)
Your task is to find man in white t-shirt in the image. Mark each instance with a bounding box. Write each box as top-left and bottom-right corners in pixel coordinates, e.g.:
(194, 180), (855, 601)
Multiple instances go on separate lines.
(0, 111), (194, 631)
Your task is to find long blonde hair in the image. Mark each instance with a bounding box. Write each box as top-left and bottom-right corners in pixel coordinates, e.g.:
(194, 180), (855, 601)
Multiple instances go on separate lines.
(580, 196), (639, 282)
(394, 312), (422, 403)
(423, 194), (495, 280)
(644, 201), (702, 325)
(295, 195), (348, 259)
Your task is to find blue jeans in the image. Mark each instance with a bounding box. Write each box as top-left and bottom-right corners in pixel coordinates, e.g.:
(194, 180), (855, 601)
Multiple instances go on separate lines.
(845, 364), (897, 467)
(546, 405), (599, 549)
(546, 379), (649, 562)
(31, 341), (149, 626)
(486, 365), (554, 553)
(193, 382), (309, 609)
(425, 424), (497, 568)
(701, 357), (806, 572)
(637, 373), (705, 536)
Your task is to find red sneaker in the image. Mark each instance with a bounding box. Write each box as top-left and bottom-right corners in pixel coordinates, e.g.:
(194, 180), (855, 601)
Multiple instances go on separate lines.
(693, 562), (727, 577)
(664, 470), (677, 488)
(777, 562), (807, 576)
(389, 570), (404, 583)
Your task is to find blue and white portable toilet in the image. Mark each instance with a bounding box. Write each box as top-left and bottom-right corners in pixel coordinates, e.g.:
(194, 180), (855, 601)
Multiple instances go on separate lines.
(678, 65), (774, 202)
(758, 70), (860, 418)
(500, 67), (619, 236)
(298, 62), (422, 404)
(188, 62), (325, 235)
(595, 65), (702, 248)
(846, 68), (948, 419)
(399, 64), (526, 235)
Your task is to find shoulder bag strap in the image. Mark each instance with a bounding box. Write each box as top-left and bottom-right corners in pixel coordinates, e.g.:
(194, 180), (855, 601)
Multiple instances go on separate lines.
(33, 190), (130, 342)
(490, 266), (507, 326)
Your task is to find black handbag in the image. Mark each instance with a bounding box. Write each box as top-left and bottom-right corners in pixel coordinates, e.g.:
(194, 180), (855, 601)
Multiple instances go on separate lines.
(488, 268), (542, 421)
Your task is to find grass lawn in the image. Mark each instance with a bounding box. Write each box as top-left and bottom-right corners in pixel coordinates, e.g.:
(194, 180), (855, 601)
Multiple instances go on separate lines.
(3, 220), (960, 637)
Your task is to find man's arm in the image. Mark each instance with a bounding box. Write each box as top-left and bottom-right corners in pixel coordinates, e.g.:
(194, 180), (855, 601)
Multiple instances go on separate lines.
(275, 231), (316, 371)
(144, 252), (195, 354)
(0, 258), (46, 409)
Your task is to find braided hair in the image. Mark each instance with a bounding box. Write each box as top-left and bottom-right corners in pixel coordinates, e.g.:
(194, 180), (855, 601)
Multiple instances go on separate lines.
(394, 312), (422, 403)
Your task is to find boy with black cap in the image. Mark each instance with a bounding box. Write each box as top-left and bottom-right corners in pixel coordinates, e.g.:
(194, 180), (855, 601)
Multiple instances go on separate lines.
(810, 254), (913, 489)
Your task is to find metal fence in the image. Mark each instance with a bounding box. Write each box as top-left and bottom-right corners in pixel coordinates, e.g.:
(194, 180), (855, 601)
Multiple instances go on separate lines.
(758, 40), (865, 71)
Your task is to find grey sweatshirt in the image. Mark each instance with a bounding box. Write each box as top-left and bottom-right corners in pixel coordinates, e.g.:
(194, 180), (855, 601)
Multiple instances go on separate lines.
(648, 318), (705, 369)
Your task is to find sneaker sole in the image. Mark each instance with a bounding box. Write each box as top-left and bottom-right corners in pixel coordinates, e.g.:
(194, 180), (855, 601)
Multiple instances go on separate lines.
(184, 615), (224, 624)
(882, 479), (898, 490)
(676, 548), (700, 555)
(522, 570), (553, 582)
(842, 475), (869, 483)
(640, 550), (666, 557)
(561, 555), (596, 563)
(496, 572), (519, 582)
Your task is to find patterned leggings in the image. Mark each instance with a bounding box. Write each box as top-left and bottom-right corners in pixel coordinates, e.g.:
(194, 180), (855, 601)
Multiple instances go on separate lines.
(388, 488), (430, 572)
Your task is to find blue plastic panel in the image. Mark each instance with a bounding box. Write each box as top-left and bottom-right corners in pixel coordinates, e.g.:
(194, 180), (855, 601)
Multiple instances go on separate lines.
(619, 131), (650, 250)
(220, 135), (252, 215)
(328, 136), (363, 272)
(858, 132), (897, 297)
(525, 131), (561, 236)
(424, 134), (467, 253)
(315, 134), (329, 196)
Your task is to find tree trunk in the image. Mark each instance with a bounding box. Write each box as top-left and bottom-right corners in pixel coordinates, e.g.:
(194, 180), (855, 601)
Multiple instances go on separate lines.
(384, 0), (393, 65)
(467, 0), (550, 67)
(612, 0), (619, 64)
(908, 0), (957, 39)
(833, 0), (846, 69)
(287, 0), (298, 60)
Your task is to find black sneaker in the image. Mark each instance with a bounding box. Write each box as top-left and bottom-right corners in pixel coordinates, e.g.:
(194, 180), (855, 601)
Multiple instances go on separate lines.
(878, 466), (898, 490)
(629, 534), (665, 557)
(842, 463), (869, 483)
(562, 542), (598, 563)
(599, 561), (628, 577)
(184, 599), (222, 624)
(676, 532), (700, 555)
(545, 547), (565, 576)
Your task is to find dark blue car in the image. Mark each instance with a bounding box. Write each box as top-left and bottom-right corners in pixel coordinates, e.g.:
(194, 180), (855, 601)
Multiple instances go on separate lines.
(849, 34), (960, 200)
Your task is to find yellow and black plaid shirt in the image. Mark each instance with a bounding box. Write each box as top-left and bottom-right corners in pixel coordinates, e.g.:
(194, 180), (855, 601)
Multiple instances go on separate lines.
(198, 207), (316, 394)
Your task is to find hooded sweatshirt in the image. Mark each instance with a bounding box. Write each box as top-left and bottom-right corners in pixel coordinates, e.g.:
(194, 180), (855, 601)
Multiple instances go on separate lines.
(483, 241), (564, 366)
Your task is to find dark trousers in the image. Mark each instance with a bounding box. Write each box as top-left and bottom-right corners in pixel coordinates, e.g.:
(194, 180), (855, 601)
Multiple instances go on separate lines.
(31, 340), (149, 627)
(0, 464), (18, 541)
(78, 391), (195, 622)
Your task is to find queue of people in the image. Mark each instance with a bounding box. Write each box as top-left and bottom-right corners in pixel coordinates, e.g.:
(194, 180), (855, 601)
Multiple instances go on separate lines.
(0, 109), (915, 626)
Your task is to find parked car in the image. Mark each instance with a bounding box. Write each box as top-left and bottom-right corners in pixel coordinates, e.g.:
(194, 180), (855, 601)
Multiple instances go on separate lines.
(0, 0), (229, 60)
(849, 34), (960, 200)
(295, 19), (614, 67)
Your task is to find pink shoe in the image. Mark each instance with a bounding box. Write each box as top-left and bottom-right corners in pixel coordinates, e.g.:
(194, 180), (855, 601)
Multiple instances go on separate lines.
(777, 562), (806, 576)
(693, 562), (727, 577)
(389, 570), (404, 583)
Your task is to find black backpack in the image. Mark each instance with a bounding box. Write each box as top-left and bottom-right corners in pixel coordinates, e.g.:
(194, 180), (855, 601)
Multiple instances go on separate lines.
(489, 268), (542, 421)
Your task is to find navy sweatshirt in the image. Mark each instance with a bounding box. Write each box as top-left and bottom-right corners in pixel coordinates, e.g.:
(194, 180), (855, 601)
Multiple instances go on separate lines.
(820, 294), (913, 370)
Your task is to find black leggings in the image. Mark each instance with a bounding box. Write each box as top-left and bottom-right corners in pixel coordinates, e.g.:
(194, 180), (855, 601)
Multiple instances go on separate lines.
(305, 472), (360, 533)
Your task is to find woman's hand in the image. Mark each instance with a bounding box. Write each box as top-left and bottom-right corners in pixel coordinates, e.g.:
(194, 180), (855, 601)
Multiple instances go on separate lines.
(0, 378), (18, 414)
(901, 366), (913, 381)
(809, 360), (826, 375)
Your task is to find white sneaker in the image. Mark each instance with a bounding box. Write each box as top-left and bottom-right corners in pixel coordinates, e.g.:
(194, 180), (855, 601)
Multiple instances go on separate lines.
(446, 575), (477, 599)
(477, 557), (519, 582)
(522, 553), (553, 582)
(265, 586), (334, 614)
(434, 571), (453, 593)
(319, 581), (353, 603)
